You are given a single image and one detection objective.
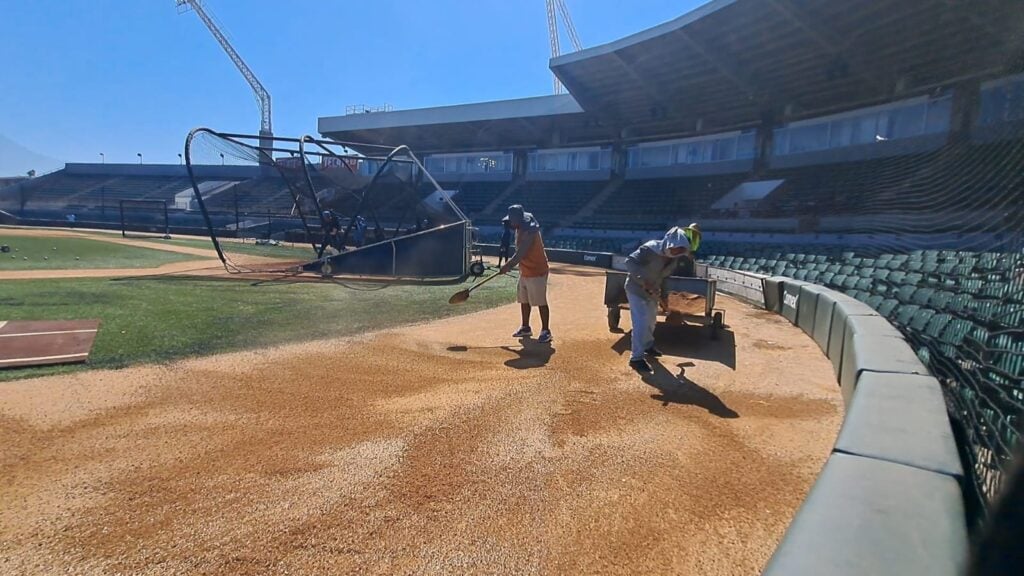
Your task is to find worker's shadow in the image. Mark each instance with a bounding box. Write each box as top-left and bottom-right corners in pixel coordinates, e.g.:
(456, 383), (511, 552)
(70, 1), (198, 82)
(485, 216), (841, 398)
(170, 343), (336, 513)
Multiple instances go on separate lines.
(502, 340), (555, 370)
(643, 360), (739, 419)
(611, 325), (736, 370)
(445, 341), (555, 369)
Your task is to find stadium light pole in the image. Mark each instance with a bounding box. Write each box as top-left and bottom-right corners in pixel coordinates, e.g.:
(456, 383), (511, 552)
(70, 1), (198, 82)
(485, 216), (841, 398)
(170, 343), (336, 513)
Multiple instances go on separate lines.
(220, 153), (225, 166)
(178, 153), (183, 165)
(99, 152), (105, 164)
(137, 153), (143, 164)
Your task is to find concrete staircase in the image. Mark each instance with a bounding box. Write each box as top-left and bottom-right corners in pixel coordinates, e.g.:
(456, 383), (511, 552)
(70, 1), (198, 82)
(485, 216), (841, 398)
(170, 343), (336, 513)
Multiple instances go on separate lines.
(560, 175), (624, 227)
(478, 176), (526, 218)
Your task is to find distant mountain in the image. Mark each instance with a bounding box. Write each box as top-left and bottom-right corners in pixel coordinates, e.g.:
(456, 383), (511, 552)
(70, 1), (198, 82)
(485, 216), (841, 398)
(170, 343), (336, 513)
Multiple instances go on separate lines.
(0, 134), (63, 177)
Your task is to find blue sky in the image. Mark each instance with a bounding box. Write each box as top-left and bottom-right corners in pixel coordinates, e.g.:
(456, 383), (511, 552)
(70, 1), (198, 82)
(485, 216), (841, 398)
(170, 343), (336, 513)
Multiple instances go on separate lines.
(0, 0), (703, 169)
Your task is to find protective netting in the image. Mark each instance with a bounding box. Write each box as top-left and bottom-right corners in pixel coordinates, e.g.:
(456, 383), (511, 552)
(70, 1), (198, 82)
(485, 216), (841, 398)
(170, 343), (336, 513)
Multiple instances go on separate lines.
(119, 199), (169, 239)
(184, 130), (470, 280)
(701, 130), (1024, 521)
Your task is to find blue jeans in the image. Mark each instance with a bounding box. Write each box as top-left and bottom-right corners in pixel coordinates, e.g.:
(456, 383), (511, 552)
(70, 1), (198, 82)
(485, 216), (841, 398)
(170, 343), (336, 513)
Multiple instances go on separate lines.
(627, 290), (658, 362)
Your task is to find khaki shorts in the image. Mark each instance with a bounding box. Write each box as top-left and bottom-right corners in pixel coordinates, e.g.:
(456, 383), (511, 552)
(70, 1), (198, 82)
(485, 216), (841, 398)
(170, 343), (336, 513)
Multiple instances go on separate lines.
(517, 274), (549, 306)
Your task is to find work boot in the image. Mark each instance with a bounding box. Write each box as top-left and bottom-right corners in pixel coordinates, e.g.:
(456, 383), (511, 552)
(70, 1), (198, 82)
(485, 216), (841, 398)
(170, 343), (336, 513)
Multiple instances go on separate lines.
(629, 358), (653, 373)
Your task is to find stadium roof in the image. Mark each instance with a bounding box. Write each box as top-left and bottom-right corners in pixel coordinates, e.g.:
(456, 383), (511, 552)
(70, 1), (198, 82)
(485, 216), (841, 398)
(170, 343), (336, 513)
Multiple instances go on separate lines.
(321, 0), (1024, 152)
(551, 0), (1024, 132)
(318, 94), (617, 154)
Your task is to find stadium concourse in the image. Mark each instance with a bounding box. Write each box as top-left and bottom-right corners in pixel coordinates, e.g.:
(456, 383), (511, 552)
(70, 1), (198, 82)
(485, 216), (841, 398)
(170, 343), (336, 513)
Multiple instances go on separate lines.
(0, 262), (841, 574)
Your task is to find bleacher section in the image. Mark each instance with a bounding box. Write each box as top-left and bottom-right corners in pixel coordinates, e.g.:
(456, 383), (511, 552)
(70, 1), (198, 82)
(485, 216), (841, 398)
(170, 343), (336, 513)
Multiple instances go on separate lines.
(703, 246), (1024, 394)
(70, 176), (198, 206)
(574, 174), (747, 231)
(478, 181), (604, 224)
(451, 182), (509, 216)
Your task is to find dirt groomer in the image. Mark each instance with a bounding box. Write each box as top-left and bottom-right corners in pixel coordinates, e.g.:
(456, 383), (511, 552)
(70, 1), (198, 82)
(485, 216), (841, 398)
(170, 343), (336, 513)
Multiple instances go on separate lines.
(499, 204), (552, 343)
(624, 224), (701, 373)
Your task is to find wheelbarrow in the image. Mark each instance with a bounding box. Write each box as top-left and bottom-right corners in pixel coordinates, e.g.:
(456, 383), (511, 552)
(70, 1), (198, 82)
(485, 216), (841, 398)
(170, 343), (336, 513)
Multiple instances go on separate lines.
(603, 270), (725, 339)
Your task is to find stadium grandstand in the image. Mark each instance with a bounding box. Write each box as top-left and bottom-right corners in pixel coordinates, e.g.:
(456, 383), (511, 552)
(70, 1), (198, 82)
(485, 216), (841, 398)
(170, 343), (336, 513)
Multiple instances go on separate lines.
(1, 0), (1023, 571)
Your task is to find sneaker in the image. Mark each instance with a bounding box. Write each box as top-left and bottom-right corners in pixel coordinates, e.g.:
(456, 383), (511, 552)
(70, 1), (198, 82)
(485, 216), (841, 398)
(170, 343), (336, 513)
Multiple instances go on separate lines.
(645, 347), (663, 357)
(538, 330), (553, 343)
(629, 358), (653, 373)
(512, 326), (533, 338)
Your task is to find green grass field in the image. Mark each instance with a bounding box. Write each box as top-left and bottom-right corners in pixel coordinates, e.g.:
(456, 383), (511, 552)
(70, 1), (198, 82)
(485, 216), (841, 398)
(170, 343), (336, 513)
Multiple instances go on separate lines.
(0, 274), (516, 382)
(0, 235), (198, 270)
(140, 236), (316, 260)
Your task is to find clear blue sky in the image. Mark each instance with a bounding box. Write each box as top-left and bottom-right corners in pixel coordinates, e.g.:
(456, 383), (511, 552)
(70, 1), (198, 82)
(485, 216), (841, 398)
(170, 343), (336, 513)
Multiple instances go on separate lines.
(0, 0), (704, 168)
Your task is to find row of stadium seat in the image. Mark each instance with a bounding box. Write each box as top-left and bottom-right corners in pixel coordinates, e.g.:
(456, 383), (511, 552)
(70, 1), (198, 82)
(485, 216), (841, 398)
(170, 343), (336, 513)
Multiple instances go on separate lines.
(707, 247), (1024, 393)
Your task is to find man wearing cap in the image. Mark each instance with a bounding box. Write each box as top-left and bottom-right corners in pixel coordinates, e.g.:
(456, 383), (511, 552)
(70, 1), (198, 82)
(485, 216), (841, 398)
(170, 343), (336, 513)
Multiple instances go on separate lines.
(497, 217), (513, 269)
(624, 224), (701, 373)
(499, 205), (552, 343)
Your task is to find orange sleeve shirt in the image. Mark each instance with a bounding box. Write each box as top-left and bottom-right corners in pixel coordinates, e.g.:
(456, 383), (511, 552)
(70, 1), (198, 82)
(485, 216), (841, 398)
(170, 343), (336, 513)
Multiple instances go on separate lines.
(517, 229), (549, 277)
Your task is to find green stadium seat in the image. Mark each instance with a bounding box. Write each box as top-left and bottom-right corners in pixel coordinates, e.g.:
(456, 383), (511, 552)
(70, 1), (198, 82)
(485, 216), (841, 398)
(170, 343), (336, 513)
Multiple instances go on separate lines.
(859, 267), (875, 278)
(904, 272), (924, 286)
(990, 334), (1024, 381)
(953, 264), (975, 277)
(873, 269), (891, 281)
(896, 285), (918, 303)
(876, 254), (894, 264)
(826, 264), (841, 274)
(886, 259), (905, 270)
(815, 255), (828, 264)
(887, 271), (907, 285)
(865, 294), (884, 309)
(855, 278), (874, 292)
(794, 269), (809, 281)
(958, 279), (983, 295)
(819, 272), (835, 286)
(978, 282), (1009, 300)
(842, 276), (859, 290)
(839, 265), (855, 276)
(906, 261), (924, 272)
(936, 318), (974, 359)
(909, 308), (938, 332)
(920, 262), (940, 274)
(928, 291), (955, 311)
(945, 294), (974, 317)
(831, 274), (847, 288)
(806, 271), (821, 283)
(911, 288), (936, 306)
(877, 299), (900, 318)
(895, 304), (921, 326)
(848, 257), (863, 266)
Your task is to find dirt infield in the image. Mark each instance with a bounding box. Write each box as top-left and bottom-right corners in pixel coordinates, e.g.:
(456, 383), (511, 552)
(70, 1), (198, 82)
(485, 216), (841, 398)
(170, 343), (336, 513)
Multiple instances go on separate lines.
(0, 227), (287, 280)
(0, 266), (841, 575)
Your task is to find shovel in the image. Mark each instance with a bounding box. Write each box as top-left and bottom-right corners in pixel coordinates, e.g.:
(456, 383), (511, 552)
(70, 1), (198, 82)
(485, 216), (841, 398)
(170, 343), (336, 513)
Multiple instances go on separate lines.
(449, 271), (503, 304)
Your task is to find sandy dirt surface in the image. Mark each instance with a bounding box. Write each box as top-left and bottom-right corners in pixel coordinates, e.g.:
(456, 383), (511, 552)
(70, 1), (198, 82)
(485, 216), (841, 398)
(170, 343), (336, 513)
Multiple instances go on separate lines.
(0, 265), (842, 575)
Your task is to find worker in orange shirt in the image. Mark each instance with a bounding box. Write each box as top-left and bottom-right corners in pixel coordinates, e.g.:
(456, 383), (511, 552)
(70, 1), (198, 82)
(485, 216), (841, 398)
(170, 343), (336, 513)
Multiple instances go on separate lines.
(499, 204), (552, 343)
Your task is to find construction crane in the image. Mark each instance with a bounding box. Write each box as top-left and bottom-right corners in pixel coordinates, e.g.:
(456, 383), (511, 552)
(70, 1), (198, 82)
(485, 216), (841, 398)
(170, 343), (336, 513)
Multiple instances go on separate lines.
(546, 0), (583, 94)
(176, 0), (273, 153)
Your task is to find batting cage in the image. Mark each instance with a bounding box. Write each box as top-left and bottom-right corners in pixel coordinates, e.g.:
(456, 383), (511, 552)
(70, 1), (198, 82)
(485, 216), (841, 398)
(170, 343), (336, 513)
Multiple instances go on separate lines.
(183, 129), (479, 282)
(119, 199), (171, 239)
